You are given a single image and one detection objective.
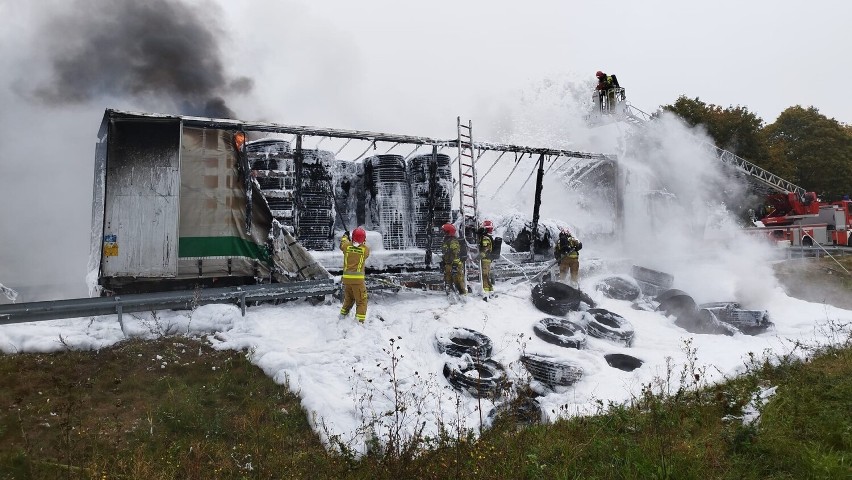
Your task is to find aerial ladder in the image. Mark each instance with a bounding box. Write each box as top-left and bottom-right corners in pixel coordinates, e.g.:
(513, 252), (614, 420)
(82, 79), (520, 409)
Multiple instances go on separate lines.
(588, 89), (805, 196)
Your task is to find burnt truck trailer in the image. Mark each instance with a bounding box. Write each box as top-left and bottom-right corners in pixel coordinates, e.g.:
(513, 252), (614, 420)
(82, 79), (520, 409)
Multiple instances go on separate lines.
(90, 110), (329, 295)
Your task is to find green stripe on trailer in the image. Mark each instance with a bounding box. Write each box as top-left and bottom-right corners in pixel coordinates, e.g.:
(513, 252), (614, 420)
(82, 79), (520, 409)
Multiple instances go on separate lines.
(178, 237), (270, 261)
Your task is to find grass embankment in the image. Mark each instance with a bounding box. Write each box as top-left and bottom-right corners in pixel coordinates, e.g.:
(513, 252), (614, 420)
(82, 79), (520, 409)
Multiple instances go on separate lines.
(1, 335), (851, 479)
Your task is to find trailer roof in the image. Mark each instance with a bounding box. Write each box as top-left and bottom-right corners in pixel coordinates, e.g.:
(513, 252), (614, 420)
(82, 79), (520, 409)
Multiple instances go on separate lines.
(100, 109), (614, 161)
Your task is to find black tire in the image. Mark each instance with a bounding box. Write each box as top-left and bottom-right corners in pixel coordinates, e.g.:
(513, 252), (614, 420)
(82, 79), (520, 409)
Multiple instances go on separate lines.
(674, 308), (737, 336)
(585, 308), (635, 346)
(532, 317), (587, 349)
(531, 281), (596, 316)
(697, 303), (773, 335)
(604, 353), (644, 371)
(520, 353), (584, 387)
(631, 265), (674, 289)
(655, 289), (697, 318)
(443, 359), (507, 398)
(595, 275), (641, 301)
(486, 396), (543, 425)
(435, 326), (493, 359)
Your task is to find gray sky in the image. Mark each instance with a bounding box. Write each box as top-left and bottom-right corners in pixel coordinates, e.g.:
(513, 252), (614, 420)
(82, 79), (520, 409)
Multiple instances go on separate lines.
(0, 0), (848, 300)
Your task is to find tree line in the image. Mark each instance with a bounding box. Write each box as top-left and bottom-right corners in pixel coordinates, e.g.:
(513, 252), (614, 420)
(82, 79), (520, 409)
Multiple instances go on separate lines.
(658, 97), (852, 201)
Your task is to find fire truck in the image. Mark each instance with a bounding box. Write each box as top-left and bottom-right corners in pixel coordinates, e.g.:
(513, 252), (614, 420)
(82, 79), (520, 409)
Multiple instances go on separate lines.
(751, 192), (852, 247)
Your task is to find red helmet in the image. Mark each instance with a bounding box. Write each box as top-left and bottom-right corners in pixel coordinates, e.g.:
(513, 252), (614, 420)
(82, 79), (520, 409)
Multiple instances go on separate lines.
(352, 227), (366, 244)
(441, 223), (457, 236)
(595, 70), (605, 78)
(481, 220), (494, 234)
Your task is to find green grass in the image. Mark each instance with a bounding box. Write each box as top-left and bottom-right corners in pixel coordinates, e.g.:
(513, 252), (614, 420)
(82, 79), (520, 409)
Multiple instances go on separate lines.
(2, 335), (851, 479)
(0, 339), (347, 479)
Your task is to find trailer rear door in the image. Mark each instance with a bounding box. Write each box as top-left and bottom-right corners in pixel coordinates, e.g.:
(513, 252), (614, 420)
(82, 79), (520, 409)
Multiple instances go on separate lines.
(102, 118), (180, 277)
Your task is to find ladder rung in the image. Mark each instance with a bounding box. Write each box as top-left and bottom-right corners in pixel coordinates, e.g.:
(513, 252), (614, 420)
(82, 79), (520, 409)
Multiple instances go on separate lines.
(463, 192), (475, 198)
(462, 183), (473, 189)
(462, 173), (474, 178)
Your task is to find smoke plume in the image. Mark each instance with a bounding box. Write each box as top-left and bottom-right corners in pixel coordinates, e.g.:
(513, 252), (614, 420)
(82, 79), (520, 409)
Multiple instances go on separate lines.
(26, 0), (251, 118)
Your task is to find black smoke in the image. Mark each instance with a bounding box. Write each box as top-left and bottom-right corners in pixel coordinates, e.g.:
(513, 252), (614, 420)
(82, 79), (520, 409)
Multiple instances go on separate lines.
(28, 0), (252, 118)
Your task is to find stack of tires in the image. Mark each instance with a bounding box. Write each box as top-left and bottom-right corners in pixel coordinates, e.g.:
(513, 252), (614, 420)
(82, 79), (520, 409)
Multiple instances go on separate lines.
(330, 160), (358, 234)
(435, 326), (507, 399)
(407, 153), (452, 251)
(365, 155), (414, 250)
(297, 149), (336, 251)
(246, 139), (296, 229)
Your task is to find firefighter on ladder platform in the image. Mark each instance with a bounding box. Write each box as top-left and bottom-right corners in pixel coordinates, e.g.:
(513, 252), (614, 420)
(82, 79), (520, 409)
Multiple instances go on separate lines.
(595, 70), (621, 113)
(339, 227), (370, 324)
(477, 220), (495, 295)
(440, 223), (467, 297)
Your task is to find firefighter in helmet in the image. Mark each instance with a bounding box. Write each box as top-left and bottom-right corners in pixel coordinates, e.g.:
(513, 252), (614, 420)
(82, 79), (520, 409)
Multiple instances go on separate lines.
(554, 228), (583, 285)
(440, 223), (466, 295)
(477, 220), (495, 294)
(595, 70), (620, 113)
(339, 227), (370, 323)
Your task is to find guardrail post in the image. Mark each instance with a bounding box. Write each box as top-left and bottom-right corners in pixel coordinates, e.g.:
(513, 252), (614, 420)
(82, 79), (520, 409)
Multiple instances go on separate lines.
(239, 289), (246, 316)
(115, 296), (125, 336)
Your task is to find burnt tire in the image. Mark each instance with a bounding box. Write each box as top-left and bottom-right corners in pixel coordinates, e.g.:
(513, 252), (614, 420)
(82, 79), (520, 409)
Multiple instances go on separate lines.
(520, 353), (584, 387)
(443, 359), (507, 398)
(531, 281), (596, 316)
(435, 326), (493, 359)
(532, 317), (587, 349)
(595, 275), (641, 301)
(674, 308), (737, 336)
(656, 289), (697, 318)
(604, 353), (644, 371)
(631, 266), (674, 289)
(586, 308), (635, 346)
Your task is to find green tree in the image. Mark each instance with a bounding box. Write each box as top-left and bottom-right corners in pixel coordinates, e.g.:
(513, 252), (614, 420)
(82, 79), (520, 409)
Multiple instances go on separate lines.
(661, 96), (770, 163)
(763, 106), (852, 200)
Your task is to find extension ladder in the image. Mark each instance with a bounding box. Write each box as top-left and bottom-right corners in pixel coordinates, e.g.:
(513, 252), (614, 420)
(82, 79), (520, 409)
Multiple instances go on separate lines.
(456, 117), (482, 289)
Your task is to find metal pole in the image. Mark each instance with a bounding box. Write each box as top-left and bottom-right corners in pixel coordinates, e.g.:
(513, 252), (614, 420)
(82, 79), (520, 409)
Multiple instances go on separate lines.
(425, 145), (438, 268)
(530, 153), (545, 261)
(294, 135), (303, 238)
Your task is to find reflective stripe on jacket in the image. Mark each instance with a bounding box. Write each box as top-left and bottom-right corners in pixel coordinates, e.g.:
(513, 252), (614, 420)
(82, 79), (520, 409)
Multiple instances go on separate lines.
(441, 236), (462, 264)
(479, 234), (493, 260)
(340, 237), (370, 282)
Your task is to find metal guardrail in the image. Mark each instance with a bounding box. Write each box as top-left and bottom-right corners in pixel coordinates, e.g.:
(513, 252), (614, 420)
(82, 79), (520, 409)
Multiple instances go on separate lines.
(0, 280), (336, 327)
(783, 245), (852, 259)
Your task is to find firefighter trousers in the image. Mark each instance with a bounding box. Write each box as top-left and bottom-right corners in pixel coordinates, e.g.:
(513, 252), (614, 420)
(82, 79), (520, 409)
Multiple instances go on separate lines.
(340, 281), (368, 323)
(444, 262), (466, 295)
(480, 258), (493, 292)
(559, 257), (580, 284)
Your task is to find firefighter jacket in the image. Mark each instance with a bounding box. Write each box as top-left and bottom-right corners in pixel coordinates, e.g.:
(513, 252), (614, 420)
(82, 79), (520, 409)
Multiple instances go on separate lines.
(596, 75), (616, 91)
(340, 235), (370, 285)
(554, 235), (582, 260)
(441, 236), (463, 266)
(479, 234), (493, 260)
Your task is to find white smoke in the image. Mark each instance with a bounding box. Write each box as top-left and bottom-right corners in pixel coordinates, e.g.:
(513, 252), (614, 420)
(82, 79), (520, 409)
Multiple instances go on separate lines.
(474, 74), (782, 309)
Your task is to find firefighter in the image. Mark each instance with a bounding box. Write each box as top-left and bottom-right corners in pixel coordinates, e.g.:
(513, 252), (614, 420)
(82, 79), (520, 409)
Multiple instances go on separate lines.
(595, 71), (620, 112)
(440, 223), (466, 296)
(339, 227), (370, 323)
(554, 229), (583, 285)
(478, 220), (495, 294)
